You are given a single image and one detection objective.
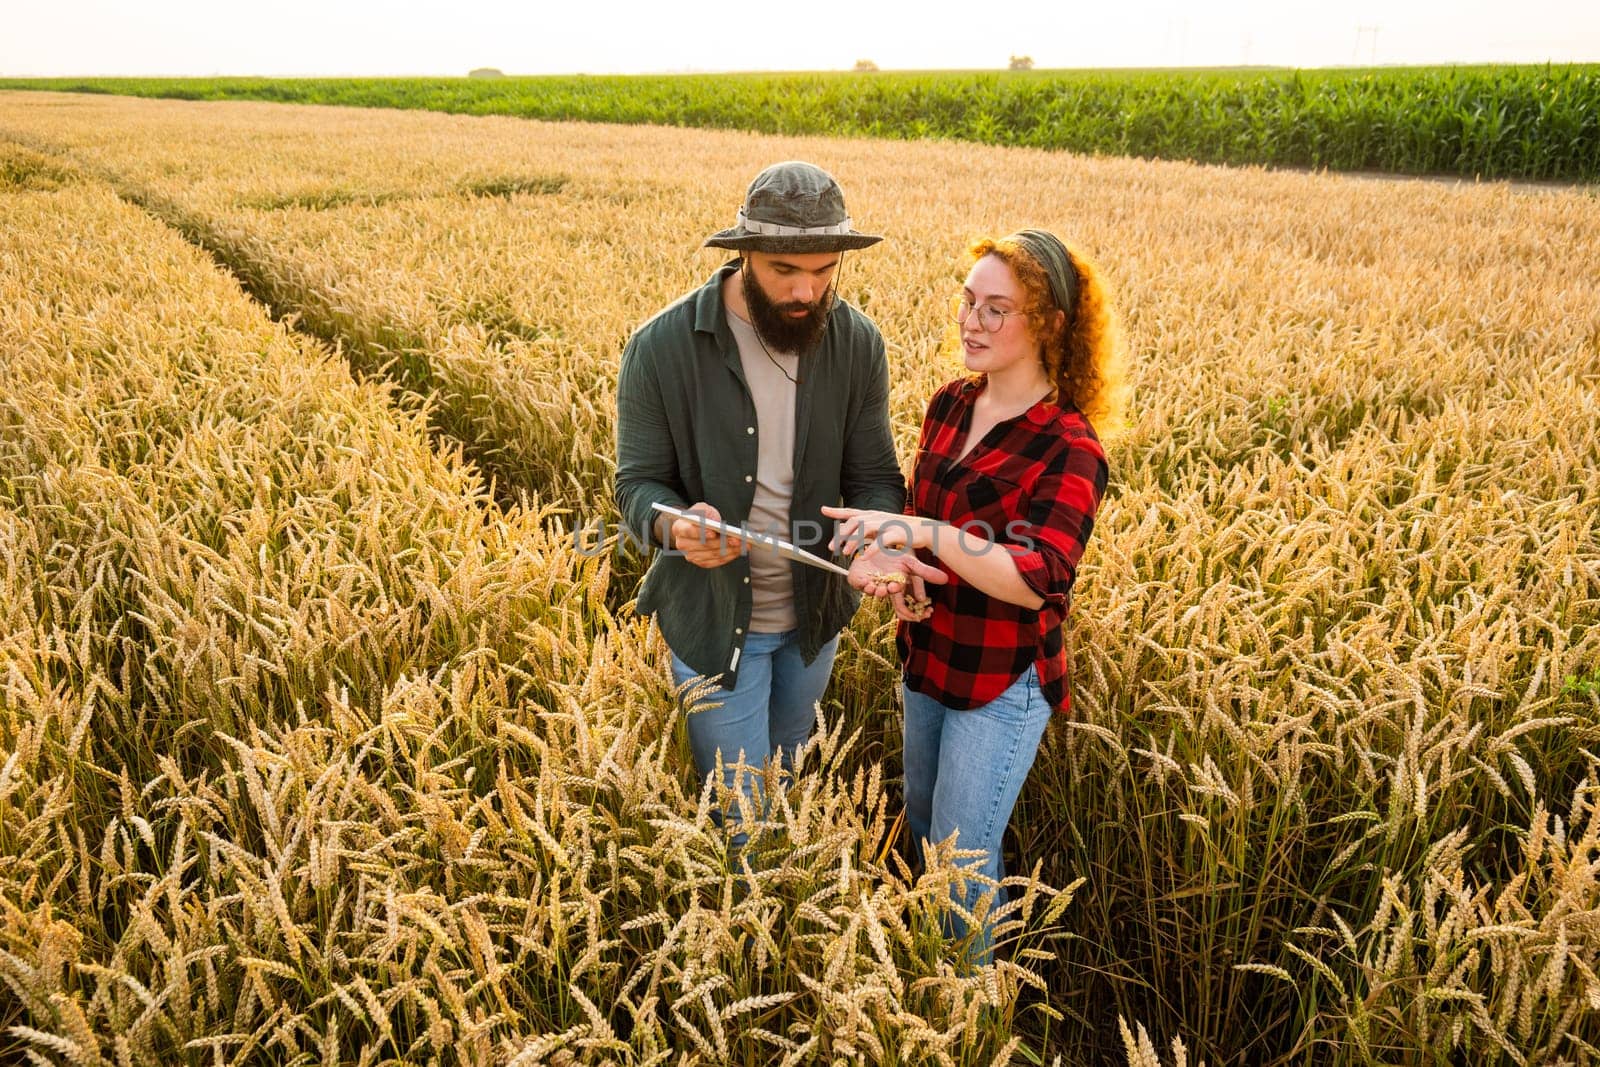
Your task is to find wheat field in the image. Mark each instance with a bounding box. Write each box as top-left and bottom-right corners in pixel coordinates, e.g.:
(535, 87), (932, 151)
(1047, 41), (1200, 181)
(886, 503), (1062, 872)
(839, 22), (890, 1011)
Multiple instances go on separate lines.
(1, 93), (1598, 1065)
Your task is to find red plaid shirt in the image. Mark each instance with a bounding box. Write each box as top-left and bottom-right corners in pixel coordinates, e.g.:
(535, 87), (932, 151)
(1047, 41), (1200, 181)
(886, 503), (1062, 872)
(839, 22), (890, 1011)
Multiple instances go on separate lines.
(897, 377), (1108, 714)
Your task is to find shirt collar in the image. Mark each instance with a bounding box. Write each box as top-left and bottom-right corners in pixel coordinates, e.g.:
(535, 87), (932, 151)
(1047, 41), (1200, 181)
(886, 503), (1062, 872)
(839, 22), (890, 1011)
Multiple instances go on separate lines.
(958, 375), (1058, 426)
(1024, 401), (1055, 426)
(691, 260), (742, 336)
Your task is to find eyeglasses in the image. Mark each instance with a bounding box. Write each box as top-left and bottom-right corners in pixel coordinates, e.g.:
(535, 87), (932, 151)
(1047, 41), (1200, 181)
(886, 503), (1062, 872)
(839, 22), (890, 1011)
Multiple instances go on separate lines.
(951, 295), (1023, 333)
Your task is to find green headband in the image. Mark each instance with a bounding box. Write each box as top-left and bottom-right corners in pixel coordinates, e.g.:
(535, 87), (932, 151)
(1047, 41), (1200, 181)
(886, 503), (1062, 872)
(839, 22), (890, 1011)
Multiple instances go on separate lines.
(1009, 228), (1078, 322)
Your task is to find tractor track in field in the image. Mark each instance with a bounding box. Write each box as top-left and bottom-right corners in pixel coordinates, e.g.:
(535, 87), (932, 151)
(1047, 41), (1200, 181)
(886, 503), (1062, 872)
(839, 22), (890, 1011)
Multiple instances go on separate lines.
(3, 126), (657, 604)
(4, 128), (567, 512)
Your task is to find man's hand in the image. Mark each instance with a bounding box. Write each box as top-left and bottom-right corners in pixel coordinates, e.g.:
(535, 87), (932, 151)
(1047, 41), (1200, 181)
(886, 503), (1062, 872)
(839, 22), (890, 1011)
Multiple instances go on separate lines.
(669, 503), (744, 569)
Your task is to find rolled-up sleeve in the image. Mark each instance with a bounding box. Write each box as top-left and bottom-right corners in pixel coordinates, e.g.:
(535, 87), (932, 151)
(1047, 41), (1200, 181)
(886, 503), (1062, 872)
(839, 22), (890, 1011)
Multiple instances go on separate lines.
(1003, 435), (1108, 609)
(613, 334), (687, 549)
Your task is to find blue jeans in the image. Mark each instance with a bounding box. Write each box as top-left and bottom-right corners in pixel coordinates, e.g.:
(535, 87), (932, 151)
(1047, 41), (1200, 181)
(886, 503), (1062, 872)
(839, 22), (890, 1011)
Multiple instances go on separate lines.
(902, 665), (1052, 964)
(670, 630), (838, 842)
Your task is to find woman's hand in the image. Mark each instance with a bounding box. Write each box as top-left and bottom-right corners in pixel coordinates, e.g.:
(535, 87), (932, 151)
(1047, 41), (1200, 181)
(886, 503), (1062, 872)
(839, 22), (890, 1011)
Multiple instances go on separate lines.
(822, 506), (935, 556)
(847, 545), (939, 621)
(833, 522), (946, 622)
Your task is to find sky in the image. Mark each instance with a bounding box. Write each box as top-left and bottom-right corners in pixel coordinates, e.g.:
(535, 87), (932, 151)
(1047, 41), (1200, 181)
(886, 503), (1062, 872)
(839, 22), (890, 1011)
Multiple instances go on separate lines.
(3, 0), (1597, 77)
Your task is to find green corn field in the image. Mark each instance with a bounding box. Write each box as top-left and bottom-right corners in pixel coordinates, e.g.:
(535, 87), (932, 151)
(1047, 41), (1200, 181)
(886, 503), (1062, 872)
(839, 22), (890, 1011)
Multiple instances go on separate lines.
(3, 64), (1597, 181)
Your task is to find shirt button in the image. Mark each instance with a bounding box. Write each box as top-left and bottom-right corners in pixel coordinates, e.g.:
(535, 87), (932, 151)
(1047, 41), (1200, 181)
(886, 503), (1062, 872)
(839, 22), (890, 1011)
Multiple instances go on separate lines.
(735, 627), (743, 635)
(743, 576), (750, 584)
(746, 426), (755, 435)
(744, 475), (753, 483)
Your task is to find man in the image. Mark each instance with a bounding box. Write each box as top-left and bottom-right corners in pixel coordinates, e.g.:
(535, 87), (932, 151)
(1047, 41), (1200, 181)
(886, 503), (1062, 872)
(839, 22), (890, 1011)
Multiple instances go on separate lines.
(614, 160), (905, 817)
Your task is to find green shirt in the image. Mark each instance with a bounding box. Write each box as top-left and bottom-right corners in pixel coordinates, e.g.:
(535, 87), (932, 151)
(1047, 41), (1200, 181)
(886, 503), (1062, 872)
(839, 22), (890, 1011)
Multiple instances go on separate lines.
(614, 262), (906, 685)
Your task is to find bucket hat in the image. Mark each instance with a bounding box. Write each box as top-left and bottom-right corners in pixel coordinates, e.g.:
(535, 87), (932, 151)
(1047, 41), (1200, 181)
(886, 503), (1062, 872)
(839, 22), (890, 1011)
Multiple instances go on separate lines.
(704, 161), (882, 253)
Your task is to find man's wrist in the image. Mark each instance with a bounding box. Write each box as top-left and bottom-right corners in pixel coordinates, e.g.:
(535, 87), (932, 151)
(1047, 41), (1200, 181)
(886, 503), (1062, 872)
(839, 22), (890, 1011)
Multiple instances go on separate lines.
(655, 511), (677, 549)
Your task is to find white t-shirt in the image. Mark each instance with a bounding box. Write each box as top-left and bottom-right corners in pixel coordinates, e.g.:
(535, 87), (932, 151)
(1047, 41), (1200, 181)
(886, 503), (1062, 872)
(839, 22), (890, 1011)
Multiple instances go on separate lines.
(726, 309), (799, 633)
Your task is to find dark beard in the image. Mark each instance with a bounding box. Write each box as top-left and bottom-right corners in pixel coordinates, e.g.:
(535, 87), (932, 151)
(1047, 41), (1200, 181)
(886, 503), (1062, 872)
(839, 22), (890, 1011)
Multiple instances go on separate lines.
(742, 265), (834, 354)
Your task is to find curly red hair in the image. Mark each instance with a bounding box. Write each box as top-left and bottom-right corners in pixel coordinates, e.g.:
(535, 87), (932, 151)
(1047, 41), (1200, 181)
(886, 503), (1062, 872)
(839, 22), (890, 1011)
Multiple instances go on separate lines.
(967, 236), (1129, 436)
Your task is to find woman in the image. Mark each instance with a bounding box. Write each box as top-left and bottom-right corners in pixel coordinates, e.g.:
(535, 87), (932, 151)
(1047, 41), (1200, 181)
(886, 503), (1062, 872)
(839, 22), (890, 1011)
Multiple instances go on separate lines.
(823, 229), (1126, 963)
